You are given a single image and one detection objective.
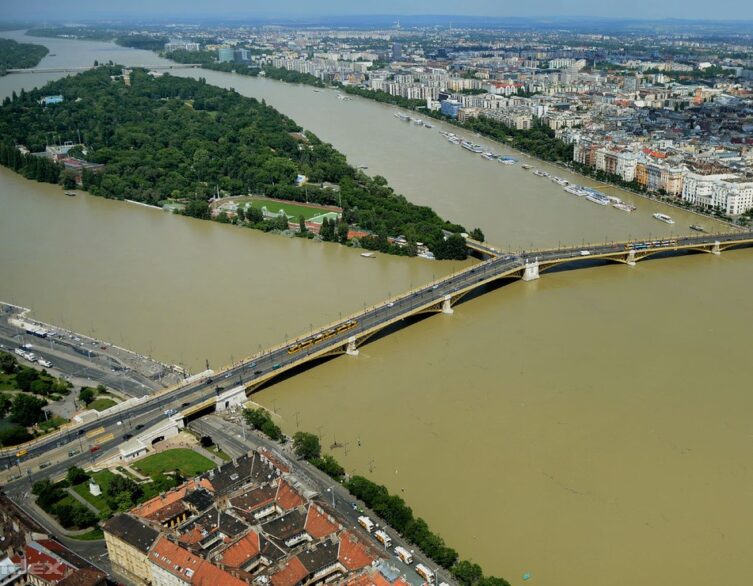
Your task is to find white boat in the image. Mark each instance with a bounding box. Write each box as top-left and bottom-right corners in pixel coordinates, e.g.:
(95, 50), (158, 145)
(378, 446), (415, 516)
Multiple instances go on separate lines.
(482, 152), (496, 160)
(586, 193), (610, 206)
(552, 177), (569, 185)
(394, 112), (411, 121)
(533, 170), (547, 177)
(521, 164), (532, 170)
(606, 195), (622, 204)
(448, 137), (460, 144)
(564, 185), (585, 195)
(613, 203), (636, 212)
(653, 213), (675, 224)
(471, 144), (483, 153)
(360, 252), (376, 258)
(424, 123), (433, 129)
(461, 140), (474, 150)
(497, 156), (516, 165)
(413, 118), (424, 126)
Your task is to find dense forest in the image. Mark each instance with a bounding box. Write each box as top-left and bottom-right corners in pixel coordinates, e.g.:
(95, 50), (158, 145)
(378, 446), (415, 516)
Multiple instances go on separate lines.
(0, 65), (475, 258)
(0, 38), (49, 75)
(116, 35), (169, 51)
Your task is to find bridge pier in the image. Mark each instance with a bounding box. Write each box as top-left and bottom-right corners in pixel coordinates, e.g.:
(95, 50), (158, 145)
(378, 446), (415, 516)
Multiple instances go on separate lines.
(522, 260), (540, 281)
(345, 336), (359, 357)
(711, 240), (721, 255)
(441, 295), (454, 315)
(626, 249), (636, 266)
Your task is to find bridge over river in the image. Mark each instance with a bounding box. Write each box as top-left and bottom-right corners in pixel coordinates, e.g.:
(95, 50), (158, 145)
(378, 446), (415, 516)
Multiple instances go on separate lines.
(6, 64), (202, 74)
(3, 230), (753, 466)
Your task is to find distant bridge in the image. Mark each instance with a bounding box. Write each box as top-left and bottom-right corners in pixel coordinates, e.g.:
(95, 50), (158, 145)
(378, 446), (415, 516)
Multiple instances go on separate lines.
(6, 64), (202, 74)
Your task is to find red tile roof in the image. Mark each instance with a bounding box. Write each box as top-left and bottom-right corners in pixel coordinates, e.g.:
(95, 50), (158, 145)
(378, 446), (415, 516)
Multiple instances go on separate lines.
(304, 504), (340, 539)
(337, 531), (375, 571)
(149, 537), (245, 586)
(218, 531), (260, 569)
(276, 478), (305, 511)
(270, 556), (308, 586)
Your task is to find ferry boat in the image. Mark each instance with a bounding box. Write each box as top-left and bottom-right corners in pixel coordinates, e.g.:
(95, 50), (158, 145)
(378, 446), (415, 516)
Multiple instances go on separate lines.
(613, 202), (636, 212)
(653, 212), (675, 224)
(498, 156), (517, 165)
(461, 141), (483, 153)
(606, 195), (622, 204)
(690, 224), (706, 232)
(586, 192), (610, 206)
(564, 185), (587, 196)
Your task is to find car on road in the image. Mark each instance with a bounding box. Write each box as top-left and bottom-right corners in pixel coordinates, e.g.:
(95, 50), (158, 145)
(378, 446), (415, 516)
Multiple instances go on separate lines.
(164, 409), (177, 417)
(39, 462), (51, 470)
(89, 445), (101, 453)
(68, 450), (79, 457)
(387, 302), (395, 307)
(181, 402), (190, 407)
(122, 433), (133, 440)
(135, 424), (145, 430)
(432, 284), (439, 289)
(272, 363), (281, 370)
(37, 359), (52, 368)
(579, 250), (591, 256)
(254, 370), (262, 375)
(249, 362), (256, 368)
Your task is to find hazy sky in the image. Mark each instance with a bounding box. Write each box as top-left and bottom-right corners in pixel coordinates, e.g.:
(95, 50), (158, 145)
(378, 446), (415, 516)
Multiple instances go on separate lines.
(2, 0), (748, 22)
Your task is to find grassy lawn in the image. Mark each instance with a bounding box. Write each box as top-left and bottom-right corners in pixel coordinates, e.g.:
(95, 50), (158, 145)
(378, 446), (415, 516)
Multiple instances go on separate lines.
(73, 470), (118, 514)
(245, 197), (334, 221)
(89, 398), (117, 412)
(0, 373), (17, 390)
(132, 448), (215, 478)
(69, 528), (104, 541)
(39, 416), (67, 432)
(209, 445), (231, 461)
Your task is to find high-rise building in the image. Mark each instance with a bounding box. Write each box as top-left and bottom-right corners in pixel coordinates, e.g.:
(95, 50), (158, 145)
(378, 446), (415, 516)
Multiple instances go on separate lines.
(391, 42), (403, 61)
(218, 47), (234, 63)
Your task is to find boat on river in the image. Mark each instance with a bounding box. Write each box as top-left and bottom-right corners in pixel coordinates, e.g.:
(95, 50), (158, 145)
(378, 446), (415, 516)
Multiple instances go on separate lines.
(653, 212), (675, 224)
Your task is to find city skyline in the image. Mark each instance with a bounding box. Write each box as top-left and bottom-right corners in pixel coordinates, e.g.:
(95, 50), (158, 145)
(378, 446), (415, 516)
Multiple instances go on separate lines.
(3, 0), (753, 22)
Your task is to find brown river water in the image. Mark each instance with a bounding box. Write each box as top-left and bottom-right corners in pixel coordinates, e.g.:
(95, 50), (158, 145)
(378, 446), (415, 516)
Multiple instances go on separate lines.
(1, 30), (752, 586)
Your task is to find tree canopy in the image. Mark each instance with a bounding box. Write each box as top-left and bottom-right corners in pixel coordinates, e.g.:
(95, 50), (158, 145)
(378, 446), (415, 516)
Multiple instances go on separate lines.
(0, 65), (476, 257)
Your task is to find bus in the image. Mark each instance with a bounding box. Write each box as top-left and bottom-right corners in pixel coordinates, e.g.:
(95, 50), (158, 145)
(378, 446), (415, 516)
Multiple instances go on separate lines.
(416, 563), (435, 583)
(394, 546), (413, 564)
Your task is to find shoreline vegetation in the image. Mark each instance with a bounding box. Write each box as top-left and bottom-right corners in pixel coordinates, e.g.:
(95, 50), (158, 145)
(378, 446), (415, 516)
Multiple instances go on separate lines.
(164, 49), (751, 229)
(0, 65), (482, 260)
(0, 38), (49, 76)
(250, 415), (513, 586)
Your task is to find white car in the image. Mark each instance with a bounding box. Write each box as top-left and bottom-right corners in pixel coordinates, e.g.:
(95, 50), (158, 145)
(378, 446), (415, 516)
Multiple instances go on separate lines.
(37, 359), (52, 368)
(579, 250), (591, 256)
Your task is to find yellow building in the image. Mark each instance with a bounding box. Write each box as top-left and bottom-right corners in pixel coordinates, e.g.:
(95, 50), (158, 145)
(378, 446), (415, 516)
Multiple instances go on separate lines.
(103, 514), (161, 584)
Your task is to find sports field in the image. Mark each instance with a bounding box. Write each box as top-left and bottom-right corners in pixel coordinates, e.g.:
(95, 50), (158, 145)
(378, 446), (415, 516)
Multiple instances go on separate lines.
(244, 197), (339, 224)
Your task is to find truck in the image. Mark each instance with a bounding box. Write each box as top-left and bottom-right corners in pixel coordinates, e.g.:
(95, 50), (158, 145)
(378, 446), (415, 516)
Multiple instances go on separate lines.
(38, 358), (52, 368)
(374, 529), (392, 548)
(415, 563), (435, 584)
(357, 515), (375, 533)
(394, 546), (413, 565)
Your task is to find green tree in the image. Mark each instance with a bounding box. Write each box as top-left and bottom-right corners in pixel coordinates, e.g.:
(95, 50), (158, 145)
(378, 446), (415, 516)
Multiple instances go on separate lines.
(0, 392), (11, 417)
(79, 387), (95, 405)
(292, 432), (321, 460)
(14, 368), (39, 392)
(66, 466), (89, 485)
(469, 228), (485, 242)
(0, 424), (32, 446)
(452, 560), (484, 585)
(10, 393), (47, 426)
(298, 215), (307, 234)
(310, 454), (345, 480)
(0, 352), (17, 374)
(434, 234), (468, 260)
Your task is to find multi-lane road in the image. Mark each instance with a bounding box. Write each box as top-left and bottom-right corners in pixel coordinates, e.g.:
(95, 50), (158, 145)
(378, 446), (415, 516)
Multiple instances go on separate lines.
(4, 231), (753, 474)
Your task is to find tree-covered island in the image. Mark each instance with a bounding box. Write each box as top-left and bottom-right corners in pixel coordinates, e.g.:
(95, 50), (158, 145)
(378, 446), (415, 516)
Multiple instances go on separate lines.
(0, 65), (481, 259)
(0, 38), (49, 76)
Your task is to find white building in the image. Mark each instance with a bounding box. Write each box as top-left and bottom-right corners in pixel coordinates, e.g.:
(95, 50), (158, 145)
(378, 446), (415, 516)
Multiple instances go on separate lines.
(682, 172), (753, 215)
